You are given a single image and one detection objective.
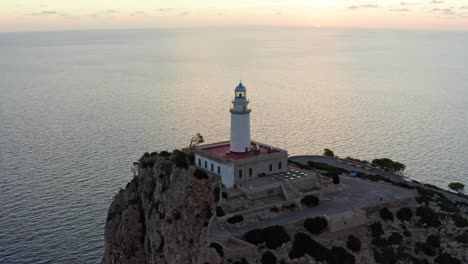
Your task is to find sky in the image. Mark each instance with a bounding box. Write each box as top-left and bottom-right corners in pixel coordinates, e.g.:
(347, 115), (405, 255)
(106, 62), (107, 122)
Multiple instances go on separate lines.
(1, 0), (468, 32)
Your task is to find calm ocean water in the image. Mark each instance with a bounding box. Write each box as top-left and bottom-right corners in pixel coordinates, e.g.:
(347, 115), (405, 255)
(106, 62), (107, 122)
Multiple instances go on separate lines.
(0, 28), (467, 263)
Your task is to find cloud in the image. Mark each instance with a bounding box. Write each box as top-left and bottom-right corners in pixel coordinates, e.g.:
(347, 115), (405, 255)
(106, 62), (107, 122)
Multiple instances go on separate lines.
(347, 4), (380, 10)
(429, 0), (444, 4)
(31, 10), (57, 16)
(390, 8), (409, 12)
(156, 8), (176, 12)
(460, 6), (468, 9)
(400, 2), (418, 5)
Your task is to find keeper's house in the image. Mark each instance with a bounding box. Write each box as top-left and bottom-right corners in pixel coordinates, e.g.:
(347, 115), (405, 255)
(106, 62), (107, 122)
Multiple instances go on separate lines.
(194, 82), (288, 188)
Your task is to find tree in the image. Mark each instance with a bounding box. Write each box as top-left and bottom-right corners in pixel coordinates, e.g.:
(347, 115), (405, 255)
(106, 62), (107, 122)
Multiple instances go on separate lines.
(448, 182), (465, 193)
(301, 195), (319, 207)
(304, 217), (328, 234)
(371, 158), (406, 174)
(347, 235), (361, 252)
(323, 148), (335, 157)
(189, 133), (204, 147)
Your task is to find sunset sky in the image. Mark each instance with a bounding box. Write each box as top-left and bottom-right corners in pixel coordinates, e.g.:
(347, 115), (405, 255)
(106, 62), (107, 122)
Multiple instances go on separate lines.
(1, 0), (468, 32)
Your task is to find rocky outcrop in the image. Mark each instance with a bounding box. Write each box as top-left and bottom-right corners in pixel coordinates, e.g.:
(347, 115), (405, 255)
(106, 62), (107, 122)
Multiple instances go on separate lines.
(102, 154), (220, 264)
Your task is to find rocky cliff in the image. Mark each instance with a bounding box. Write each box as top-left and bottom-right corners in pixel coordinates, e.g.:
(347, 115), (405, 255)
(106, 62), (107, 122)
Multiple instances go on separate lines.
(102, 153), (221, 264)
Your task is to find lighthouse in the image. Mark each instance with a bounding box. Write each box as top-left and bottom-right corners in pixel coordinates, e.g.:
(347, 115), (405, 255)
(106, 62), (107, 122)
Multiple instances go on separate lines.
(230, 82), (251, 153)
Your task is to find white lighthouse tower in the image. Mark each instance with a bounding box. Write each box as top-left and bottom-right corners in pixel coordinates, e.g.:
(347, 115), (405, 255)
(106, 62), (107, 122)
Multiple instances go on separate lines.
(230, 82), (251, 153)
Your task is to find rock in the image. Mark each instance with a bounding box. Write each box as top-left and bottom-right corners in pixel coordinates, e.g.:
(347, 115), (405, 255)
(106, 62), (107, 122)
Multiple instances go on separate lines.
(102, 156), (218, 264)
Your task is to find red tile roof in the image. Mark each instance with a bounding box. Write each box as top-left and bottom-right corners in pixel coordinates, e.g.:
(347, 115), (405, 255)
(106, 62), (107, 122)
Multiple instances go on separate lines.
(201, 142), (279, 161)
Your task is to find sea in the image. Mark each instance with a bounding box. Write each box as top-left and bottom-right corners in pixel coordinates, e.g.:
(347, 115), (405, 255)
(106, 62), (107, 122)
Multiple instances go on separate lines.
(0, 28), (467, 263)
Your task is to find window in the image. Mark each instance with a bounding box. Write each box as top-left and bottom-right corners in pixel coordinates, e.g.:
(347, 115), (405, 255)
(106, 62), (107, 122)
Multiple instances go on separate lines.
(269, 164), (273, 172)
(249, 168), (252, 177)
(239, 170), (243, 179)
(204, 161), (207, 169)
(278, 162), (282, 170)
(198, 159), (201, 166)
(217, 166), (221, 174)
(211, 163), (214, 171)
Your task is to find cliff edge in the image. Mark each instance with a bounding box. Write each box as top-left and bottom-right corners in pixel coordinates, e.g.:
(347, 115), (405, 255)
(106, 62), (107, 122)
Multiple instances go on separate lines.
(102, 152), (221, 264)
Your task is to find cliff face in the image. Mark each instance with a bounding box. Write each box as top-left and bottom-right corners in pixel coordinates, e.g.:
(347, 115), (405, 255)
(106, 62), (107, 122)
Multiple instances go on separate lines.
(102, 155), (221, 264)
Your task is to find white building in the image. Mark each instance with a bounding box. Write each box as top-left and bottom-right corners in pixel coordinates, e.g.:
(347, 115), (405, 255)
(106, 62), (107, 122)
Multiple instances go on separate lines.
(195, 82), (288, 188)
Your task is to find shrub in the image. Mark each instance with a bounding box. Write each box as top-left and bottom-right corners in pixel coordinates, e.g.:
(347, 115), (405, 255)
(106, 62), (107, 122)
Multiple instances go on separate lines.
(332, 175), (340, 184)
(388, 232), (403, 245)
(212, 186), (220, 202)
(216, 206), (225, 217)
(328, 247), (355, 264)
(194, 169), (209, 180)
(243, 226), (290, 250)
(171, 149), (188, 168)
(261, 251), (277, 264)
(233, 258), (248, 264)
(187, 152), (195, 164)
(210, 242), (224, 257)
(403, 230), (412, 237)
(455, 232), (468, 244)
(227, 215), (244, 224)
(304, 217), (328, 234)
(397, 207), (413, 222)
(372, 237), (390, 247)
(142, 152), (150, 158)
(301, 195), (319, 207)
(347, 235), (361, 252)
(434, 253), (461, 264)
(370, 222), (384, 237)
(221, 191), (228, 199)
(150, 151), (158, 157)
(411, 257), (430, 264)
(282, 203), (296, 211)
(451, 213), (468, 227)
(416, 206), (441, 228)
(159, 150), (171, 157)
(373, 247), (396, 264)
(426, 235), (441, 248)
(289, 233), (328, 262)
(323, 148), (335, 157)
(262, 226), (290, 249)
(416, 242), (436, 257)
(380, 208), (394, 222)
(270, 207), (279, 213)
(243, 229), (264, 245)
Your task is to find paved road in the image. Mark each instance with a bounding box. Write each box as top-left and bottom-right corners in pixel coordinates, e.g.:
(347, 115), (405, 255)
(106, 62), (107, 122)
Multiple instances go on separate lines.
(228, 176), (415, 236)
(290, 155), (404, 183)
(290, 155), (468, 204)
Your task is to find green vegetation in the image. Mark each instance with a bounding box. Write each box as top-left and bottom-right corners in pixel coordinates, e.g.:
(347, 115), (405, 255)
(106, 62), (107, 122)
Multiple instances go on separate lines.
(194, 169), (209, 180)
(301, 195), (319, 207)
(243, 226), (290, 250)
(189, 133), (204, 147)
(212, 186), (220, 203)
(370, 222), (384, 237)
(304, 217), (328, 234)
(345, 156), (370, 164)
(388, 232), (403, 245)
(216, 206), (225, 217)
(371, 158), (406, 174)
(455, 232), (468, 244)
(380, 208), (394, 222)
(159, 150), (171, 157)
(346, 235), (361, 252)
(323, 148), (335, 157)
(332, 175), (340, 184)
(416, 206), (441, 228)
(227, 215), (244, 224)
(261, 251), (277, 264)
(307, 161), (348, 177)
(289, 233), (355, 264)
(451, 213), (468, 228)
(434, 253), (461, 264)
(209, 242), (224, 257)
(448, 182), (465, 193)
(373, 247), (396, 264)
(396, 207), (413, 222)
(171, 149), (188, 168)
(426, 235), (441, 248)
